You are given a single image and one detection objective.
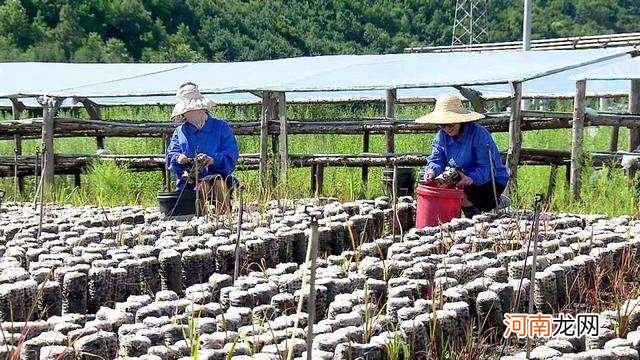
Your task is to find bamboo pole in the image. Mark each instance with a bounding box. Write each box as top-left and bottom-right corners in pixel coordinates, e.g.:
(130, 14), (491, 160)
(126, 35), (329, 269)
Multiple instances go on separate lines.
(162, 134), (171, 191)
(305, 216), (319, 360)
(506, 82), (523, 196)
(570, 80), (587, 200)
(233, 186), (244, 282)
(287, 211), (319, 360)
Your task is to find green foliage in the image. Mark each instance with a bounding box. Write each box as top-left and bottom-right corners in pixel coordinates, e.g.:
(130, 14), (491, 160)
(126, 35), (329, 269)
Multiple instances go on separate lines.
(0, 0), (637, 63)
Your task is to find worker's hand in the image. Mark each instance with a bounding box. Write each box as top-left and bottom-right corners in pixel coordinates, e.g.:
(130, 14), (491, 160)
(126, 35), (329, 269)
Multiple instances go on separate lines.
(456, 173), (473, 188)
(424, 169), (435, 181)
(201, 154), (214, 167)
(177, 154), (192, 165)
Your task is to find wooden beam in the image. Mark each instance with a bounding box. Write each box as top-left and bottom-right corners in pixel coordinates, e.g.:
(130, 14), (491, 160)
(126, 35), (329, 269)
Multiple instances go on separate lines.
(570, 80), (587, 200)
(0, 149), (626, 178)
(385, 89), (396, 195)
(454, 86), (485, 112)
(506, 82), (523, 196)
(5, 112), (640, 140)
(276, 92), (288, 179)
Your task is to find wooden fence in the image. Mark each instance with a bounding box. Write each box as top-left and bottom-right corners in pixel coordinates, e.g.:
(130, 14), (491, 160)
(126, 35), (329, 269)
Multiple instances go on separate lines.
(1, 105), (639, 198)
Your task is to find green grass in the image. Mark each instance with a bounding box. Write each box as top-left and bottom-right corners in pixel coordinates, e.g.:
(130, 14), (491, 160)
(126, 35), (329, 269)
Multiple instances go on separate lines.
(0, 99), (638, 216)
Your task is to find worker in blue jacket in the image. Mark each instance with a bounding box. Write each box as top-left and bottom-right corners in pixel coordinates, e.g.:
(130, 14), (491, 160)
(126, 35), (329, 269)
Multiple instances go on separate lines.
(166, 82), (239, 213)
(418, 93), (510, 218)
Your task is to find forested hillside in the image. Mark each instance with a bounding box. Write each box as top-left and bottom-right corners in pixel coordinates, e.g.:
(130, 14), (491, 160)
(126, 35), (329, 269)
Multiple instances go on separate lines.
(1, 0), (639, 62)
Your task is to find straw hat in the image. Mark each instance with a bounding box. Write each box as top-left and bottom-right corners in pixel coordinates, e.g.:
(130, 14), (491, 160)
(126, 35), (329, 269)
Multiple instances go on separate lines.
(170, 82), (215, 121)
(415, 93), (485, 124)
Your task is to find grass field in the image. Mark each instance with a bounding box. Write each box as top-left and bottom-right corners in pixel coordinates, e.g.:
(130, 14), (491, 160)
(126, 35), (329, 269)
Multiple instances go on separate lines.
(1, 98), (638, 217)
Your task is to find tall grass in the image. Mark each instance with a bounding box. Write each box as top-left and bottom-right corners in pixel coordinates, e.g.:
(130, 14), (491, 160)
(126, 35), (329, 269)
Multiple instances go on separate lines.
(0, 98), (637, 216)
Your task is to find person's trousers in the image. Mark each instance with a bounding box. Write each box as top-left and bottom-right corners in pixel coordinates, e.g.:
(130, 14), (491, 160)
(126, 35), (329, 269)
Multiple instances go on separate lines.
(464, 181), (507, 212)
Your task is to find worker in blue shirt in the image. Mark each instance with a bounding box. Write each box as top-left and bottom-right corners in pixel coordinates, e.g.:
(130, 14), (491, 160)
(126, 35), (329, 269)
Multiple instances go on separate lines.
(166, 82), (239, 213)
(417, 93), (510, 218)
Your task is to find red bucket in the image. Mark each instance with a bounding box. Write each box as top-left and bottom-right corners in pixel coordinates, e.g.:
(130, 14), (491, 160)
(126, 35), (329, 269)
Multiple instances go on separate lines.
(415, 182), (464, 228)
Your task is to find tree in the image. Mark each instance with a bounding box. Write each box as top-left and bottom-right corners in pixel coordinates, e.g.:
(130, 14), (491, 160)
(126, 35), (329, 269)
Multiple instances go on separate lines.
(0, 0), (638, 62)
(0, 0), (36, 47)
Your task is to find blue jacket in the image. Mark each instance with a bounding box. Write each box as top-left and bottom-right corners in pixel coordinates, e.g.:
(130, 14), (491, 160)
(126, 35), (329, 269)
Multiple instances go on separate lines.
(166, 116), (239, 190)
(426, 123), (509, 186)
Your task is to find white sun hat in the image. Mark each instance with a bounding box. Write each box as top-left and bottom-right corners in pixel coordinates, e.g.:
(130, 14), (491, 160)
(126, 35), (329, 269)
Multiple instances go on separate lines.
(170, 82), (215, 121)
(415, 93), (485, 124)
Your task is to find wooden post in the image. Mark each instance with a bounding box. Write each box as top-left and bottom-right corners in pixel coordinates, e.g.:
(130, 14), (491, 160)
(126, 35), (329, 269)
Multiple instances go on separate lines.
(315, 164), (324, 197)
(385, 89), (396, 195)
(362, 131), (370, 183)
(162, 133), (171, 191)
(274, 92), (288, 180)
(570, 80), (587, 200)
(259, 92), (271, 189)
(546, 165), (558, 202)
(310, 164), (317, 196)
(10, 99), (24, 195)
(602, 97), (620, 151)
(79, 98), (104, 150)
(628, 80), (640, 182)
(74, 173), (81, 188)
(38, 97), (63, 190)
(630, 83), (640, 153)
(506, 82), (523, 196)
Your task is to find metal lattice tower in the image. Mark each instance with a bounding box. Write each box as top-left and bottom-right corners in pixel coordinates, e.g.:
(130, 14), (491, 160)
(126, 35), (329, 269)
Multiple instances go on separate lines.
(452, 0), (489, 46)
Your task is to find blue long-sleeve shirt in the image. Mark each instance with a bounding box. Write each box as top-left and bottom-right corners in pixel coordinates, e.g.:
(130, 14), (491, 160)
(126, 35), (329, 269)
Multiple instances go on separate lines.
(166, 116), (239, 190)
(425, 123), (509, 186)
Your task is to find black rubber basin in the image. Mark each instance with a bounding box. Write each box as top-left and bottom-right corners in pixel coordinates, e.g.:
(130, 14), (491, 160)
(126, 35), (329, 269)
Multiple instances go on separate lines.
(157, 189), (196, 216)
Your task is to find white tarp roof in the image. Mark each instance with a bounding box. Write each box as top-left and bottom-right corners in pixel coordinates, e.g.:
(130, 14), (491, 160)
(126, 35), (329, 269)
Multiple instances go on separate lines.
(49, 48), (631, 98)
(0, 48), (634, 108)
(0, 62), (188, 98)
(570, 55), (640, 81)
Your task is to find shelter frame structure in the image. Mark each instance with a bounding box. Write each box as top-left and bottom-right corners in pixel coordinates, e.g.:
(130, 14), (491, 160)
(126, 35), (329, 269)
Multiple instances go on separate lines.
(1, 48), (640, 201)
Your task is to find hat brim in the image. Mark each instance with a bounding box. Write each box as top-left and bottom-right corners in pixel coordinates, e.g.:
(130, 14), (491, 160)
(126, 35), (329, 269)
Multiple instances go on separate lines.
(171, 98), (215, 121)
(415, 109), (485, 124)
